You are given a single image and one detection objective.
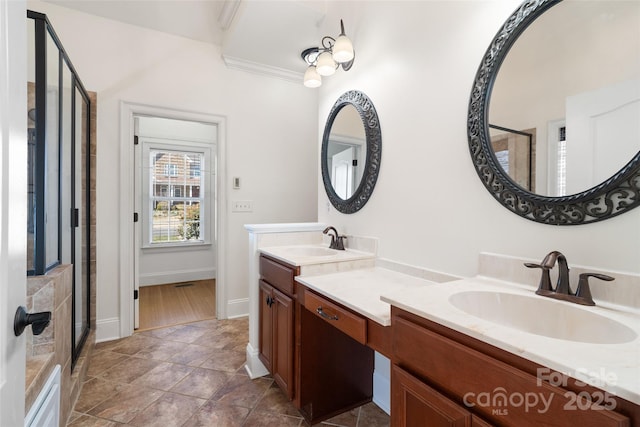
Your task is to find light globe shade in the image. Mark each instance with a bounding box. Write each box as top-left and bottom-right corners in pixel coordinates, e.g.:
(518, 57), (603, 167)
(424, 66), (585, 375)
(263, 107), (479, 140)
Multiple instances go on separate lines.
(316, 51), (336, 76)
(303, 66), (322, 88)
(332, 35), (354, 63)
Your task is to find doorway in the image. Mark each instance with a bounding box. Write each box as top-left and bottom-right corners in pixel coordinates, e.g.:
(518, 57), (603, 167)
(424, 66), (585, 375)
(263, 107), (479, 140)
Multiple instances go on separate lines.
(132, 113), (222, 331)
(120, 103), (227, 338)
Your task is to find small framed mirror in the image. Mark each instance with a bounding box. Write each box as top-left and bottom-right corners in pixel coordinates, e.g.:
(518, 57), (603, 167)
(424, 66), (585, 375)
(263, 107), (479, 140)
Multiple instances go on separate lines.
(322, 90), (381, 214)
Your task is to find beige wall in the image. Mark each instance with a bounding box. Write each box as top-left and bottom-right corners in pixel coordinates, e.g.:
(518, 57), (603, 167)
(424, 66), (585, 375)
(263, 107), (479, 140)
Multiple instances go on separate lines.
(317, 1), (640, 277)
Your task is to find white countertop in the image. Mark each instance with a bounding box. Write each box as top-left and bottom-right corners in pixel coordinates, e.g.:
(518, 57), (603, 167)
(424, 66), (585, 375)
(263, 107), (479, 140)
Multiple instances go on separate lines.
(256, 243), (640, 405)
(381, 277), (640, 405)
(260, 245), (375, 267)
(296, 267), (436, 326)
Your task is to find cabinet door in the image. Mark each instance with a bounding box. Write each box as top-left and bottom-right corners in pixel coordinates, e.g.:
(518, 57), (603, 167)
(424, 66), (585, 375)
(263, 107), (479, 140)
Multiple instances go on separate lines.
(392, 365), (471, 427)
(472, 416), (494, 427)
(258, 280), (273, 372)
(273, 287), (294, 399)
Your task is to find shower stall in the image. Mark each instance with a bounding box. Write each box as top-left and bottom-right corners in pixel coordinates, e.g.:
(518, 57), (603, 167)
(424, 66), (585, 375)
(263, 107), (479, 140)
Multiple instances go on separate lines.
(27, 10), (93, 367)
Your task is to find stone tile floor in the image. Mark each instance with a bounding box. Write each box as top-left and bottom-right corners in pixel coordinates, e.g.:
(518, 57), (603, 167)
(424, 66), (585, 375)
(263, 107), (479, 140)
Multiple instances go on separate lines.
(67, 317), (390, 427)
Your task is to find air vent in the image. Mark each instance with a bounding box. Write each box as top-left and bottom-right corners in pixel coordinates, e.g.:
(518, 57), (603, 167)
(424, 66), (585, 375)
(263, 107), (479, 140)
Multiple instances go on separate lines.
(175, 283), (194, 288)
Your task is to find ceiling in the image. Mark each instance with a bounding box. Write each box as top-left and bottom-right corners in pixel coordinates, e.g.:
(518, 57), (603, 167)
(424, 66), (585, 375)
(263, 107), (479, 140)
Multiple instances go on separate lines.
(43, 0), (329, 81)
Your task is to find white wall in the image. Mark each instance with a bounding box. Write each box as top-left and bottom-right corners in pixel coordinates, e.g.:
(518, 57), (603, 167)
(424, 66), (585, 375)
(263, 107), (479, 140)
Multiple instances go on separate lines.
(27, 0), (319, 339)
(317, 1), (640, 277)
(28, 0), (639, 340)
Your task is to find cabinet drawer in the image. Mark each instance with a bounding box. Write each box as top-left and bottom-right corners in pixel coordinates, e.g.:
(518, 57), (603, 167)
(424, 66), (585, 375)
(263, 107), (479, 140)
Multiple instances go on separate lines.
(260, 255), (297, 295)
(304, 290), (366, 344)
(394, 316), (629, 427)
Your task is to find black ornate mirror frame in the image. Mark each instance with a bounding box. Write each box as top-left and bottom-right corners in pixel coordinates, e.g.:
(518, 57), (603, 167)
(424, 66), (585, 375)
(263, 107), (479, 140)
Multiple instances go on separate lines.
(468, 0), (640, 225)
(322, 90), (382, 214)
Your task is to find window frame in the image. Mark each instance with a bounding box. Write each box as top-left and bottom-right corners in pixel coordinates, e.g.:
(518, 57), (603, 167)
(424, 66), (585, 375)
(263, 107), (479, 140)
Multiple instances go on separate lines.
(141, 138), (213, 249)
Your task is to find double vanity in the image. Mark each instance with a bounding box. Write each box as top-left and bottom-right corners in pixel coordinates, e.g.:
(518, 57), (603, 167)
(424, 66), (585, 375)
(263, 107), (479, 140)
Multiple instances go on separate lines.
(245, 223), (640, 426)
(241, 0), (640, 425)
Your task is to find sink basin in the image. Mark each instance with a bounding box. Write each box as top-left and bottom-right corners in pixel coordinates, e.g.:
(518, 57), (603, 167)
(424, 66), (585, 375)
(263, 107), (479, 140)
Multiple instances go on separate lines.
(449, 291), (637, 344)
(279, 246), (338, 257)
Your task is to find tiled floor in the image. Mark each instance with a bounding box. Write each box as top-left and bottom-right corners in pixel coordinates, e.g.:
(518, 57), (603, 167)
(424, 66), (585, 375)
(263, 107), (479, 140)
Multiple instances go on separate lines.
(67, 317), (390, 427)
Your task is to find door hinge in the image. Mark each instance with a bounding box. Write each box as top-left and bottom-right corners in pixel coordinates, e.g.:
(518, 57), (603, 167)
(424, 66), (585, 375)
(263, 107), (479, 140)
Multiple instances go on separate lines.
(134, 290), (139, 300)
(71, 208), (79, 228)
(134, 135), (139, 145)
(133, 212), (139, 222)
(352, 159), (358, 167)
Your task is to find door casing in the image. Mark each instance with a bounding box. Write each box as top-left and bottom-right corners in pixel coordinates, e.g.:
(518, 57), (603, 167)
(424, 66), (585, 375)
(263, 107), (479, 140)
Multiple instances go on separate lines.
(119, 102), (227, 338)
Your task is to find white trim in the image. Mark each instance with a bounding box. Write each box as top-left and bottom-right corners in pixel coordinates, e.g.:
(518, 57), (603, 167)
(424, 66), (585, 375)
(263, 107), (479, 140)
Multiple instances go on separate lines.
(218, 0), (241, 30)
(245, 343), (269, 379)
(139, 267), (215, 286)
(95, 317), (121, 343)
(226, 298), (249, 318)
(120, 102), (227, 339)
(373, 352), (391, 415)
(222, 55), (304, 83)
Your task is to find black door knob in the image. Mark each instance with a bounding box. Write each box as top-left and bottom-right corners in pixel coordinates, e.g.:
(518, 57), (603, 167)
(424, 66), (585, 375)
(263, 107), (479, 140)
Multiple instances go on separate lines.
(14, 306), (51, 336)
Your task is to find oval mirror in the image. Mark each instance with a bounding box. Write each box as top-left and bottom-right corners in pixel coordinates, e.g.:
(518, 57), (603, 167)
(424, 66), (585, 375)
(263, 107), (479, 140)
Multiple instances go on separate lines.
(322, 90), (381, 214)
(468, 0), (640, 225)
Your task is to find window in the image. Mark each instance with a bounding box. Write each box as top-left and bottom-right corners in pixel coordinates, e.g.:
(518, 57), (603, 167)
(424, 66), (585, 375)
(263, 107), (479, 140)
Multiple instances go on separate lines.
(164, 163), (178, 177)
(190, 163), (201, 178)
(556, 126), (567, 196)
(143, 142), (212, 247)
(547, 119), (566, 197)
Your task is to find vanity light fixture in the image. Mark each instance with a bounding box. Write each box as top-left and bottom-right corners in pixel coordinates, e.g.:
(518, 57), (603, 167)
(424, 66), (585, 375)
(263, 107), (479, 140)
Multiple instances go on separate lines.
(301, 19), (354, 88)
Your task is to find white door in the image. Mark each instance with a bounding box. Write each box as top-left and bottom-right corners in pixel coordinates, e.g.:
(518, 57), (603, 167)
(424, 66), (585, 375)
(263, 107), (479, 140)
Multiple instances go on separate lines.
(1, 0), (28, 425)
(331, 147), (355, 199)
(565, 78), (640, 194)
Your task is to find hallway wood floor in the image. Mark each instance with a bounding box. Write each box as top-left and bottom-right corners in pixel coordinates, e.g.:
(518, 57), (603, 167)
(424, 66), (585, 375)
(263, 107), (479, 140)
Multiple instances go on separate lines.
(138, 279), (216, 331)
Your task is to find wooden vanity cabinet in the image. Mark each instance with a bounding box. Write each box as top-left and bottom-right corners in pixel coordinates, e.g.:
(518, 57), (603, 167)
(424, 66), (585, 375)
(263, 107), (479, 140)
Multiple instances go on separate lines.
(258, 255), (378, 425)
(258, 255), (299, 400)
(297, 286), (374, 424)
(391, 307), (636, 427)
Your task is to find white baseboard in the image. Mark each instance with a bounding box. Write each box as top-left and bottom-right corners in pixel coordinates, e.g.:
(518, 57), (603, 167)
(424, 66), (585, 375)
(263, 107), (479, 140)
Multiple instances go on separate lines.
(139, 268), (216, 286)
(373, 352), (391, 415)
(96, 317), (122, 342)
(245, 343), (269, 379)
(373, 371), (391, 415)
(226, 298), (249, 318)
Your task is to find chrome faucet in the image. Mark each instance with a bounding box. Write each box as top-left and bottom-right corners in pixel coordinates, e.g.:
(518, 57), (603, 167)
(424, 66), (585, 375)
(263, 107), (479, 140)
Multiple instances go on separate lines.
(525, 251), (614, 306)
(323, 226), (346, 250)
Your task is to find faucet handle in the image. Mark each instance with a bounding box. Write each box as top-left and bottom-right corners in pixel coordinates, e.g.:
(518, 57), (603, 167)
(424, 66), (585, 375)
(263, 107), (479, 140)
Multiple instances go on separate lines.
(574, 273), (615, 306)
(335, 235), (346, 250)
(524, 262), (553, 293)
